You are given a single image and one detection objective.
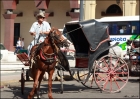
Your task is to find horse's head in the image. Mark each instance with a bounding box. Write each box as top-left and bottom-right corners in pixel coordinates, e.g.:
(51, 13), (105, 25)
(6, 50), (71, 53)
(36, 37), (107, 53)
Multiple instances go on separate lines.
(48, 27), (70, 47)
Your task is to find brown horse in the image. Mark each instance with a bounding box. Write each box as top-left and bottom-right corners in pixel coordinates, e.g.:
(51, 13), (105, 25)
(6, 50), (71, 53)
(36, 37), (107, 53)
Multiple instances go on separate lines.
(28, 28), (69, 99)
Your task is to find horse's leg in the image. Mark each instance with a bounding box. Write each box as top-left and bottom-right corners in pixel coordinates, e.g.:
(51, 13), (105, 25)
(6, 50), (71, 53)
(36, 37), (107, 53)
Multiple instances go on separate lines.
(36, 71), (45, 98)
(48, 68), (55, 99)
(30, 65), (38, 98)
(28, 69), (42, 99)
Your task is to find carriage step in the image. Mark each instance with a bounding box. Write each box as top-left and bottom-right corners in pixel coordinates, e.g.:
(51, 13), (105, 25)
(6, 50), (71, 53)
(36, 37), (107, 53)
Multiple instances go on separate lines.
(70, 67), (88, 71)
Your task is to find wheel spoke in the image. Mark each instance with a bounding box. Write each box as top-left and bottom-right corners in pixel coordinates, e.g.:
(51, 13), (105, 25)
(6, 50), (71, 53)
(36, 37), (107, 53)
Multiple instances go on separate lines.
(113, 72), (128, 75)
(114, 78), (121, 90)
(110, 77), (112, 92)
(79, 73), (88, 78)
(102, 78), (109, 90)
(102, 58), (109, 69)
(115, 75), (127, 83)
(96, 63), (108, 72)
(110, 55), (112, 69)
(97, 75), (109, 84)
(95, 73), (110, 74)
(114, 64), (126, 72)
(95, 73), (109, 82)
(113, 58), (120, 69)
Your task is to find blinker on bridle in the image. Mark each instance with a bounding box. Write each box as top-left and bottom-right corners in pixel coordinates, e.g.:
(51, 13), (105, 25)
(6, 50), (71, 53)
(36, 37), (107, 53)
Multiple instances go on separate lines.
(51, 30), (63, 42)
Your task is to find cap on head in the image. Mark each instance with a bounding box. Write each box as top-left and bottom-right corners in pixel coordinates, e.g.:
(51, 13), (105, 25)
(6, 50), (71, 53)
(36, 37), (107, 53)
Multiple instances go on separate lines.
(36, 12), (45, 20)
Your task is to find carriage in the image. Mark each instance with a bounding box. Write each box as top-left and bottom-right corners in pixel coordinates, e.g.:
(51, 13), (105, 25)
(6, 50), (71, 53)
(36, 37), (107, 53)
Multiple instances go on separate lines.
(17, 19), (129, 98)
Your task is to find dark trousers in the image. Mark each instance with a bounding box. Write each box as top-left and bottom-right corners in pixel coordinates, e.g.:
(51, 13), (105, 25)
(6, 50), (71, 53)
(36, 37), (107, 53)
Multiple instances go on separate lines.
(14, 47), (22, 54)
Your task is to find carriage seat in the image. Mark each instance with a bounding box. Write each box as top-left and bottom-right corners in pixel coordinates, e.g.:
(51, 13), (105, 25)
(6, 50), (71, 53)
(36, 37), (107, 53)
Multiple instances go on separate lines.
(75, 53), (88, 58)
(75, 53), (89, 68)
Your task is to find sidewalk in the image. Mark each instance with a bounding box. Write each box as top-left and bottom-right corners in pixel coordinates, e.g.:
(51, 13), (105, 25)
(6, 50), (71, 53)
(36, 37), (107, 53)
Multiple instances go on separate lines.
(0, 60), (27, 87)
(1, 61), (29, 71)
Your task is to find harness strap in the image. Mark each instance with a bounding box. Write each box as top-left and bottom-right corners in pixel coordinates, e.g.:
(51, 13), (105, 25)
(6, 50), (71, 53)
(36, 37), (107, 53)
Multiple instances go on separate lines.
(40, 48), (55, 61)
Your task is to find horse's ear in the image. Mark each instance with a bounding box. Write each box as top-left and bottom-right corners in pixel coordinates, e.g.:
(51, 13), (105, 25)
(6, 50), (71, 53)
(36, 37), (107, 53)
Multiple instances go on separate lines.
(52, 27), (55, 30)
(50, 27), (54, 32)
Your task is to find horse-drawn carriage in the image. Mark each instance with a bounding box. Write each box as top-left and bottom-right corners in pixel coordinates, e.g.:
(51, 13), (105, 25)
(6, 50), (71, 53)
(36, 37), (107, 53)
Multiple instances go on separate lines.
(17, 19), (129, 99)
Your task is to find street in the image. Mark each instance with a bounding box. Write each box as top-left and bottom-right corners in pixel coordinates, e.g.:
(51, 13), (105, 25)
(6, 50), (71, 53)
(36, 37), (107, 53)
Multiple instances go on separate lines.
(0, 77), (139, 99)
(1, 54), (140, 98)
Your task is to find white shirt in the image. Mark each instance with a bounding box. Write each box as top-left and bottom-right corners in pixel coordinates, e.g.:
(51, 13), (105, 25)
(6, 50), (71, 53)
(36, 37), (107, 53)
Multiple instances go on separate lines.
(29, 21), (51, 42)
(21, 41), (24, 47)
(16, 40), (21, 47)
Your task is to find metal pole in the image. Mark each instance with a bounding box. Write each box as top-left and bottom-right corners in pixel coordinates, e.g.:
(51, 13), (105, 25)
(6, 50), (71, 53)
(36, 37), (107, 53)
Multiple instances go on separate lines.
(79, 0), (84, 21)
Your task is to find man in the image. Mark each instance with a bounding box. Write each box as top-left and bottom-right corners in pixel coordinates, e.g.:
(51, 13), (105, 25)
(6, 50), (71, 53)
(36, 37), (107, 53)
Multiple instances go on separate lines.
(27, 12), (51, 56)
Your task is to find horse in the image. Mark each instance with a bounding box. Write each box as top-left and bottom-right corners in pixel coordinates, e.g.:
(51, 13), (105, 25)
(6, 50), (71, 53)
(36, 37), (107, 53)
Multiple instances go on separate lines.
(28, 27), (69, 99)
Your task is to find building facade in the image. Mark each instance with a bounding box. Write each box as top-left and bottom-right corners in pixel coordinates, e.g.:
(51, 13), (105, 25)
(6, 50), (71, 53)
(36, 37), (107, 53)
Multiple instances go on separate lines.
(0, 0), (139, 51)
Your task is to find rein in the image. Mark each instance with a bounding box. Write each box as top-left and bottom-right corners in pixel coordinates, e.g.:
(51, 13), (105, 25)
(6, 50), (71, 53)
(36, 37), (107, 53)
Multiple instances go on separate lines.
(62, 25), (83, 35)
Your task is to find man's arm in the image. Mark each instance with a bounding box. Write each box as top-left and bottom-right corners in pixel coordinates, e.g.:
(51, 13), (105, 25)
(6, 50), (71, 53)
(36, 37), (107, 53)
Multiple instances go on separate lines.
(40, 31), (50, 35)
(30, 32), (36, 36)
(29, 22), (36, 36)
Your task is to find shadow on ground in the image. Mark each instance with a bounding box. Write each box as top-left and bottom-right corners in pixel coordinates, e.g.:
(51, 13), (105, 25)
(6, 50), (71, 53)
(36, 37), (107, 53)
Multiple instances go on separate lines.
(2, 82), (99, 99)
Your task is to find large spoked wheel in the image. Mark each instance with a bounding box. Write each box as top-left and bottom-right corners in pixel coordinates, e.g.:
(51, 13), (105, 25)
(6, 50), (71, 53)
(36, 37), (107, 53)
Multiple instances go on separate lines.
(77, 68), (97, 89)
(94, 54), (129, 93)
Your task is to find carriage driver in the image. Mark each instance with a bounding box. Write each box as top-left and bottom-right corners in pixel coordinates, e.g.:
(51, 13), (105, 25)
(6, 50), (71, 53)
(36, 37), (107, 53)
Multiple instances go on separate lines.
(27, 12), (51, 56)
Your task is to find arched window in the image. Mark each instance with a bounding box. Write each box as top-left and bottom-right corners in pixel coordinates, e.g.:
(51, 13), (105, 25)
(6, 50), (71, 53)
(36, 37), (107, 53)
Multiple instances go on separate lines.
(106, 4), (122, 14)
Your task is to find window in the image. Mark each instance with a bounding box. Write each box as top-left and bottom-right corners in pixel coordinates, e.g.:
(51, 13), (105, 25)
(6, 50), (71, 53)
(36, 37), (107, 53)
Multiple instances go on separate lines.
(131, 21), (139, 34)
(106, 4), (122, 14)
(14, 23), (20, 46)
(106, 21), (139, 35)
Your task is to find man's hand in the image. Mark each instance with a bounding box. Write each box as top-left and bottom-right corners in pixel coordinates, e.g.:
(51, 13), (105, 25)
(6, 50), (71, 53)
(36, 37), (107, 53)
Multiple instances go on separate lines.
(40, 31), (44, 35)
(40, 31), (50, 35)
(30, 32), (36, 36)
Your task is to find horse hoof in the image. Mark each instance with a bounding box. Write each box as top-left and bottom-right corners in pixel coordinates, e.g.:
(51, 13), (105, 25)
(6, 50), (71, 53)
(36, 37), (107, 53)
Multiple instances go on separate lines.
(33, 94), (41, 99)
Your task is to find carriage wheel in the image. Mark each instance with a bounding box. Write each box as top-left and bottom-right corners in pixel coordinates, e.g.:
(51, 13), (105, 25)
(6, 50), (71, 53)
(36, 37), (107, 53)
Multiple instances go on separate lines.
(21, 68), (25, 95)
(60, 68), (63, 94)
(26, 69), (30, 81)
(77, 68), (96, 89)
(94, 54), (129, 93)
(57, 70), (75, 78)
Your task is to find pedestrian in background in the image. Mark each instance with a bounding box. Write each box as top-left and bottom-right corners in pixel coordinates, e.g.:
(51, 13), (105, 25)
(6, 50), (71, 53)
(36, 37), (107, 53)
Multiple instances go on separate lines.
(21, 38), (24, 49)
(14, 37), (22, 54)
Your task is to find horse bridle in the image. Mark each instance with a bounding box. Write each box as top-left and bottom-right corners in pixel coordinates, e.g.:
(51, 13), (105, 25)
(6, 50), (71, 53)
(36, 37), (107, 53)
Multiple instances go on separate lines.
(50, 30), (70, 47)
(51, 30), (63, 42)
